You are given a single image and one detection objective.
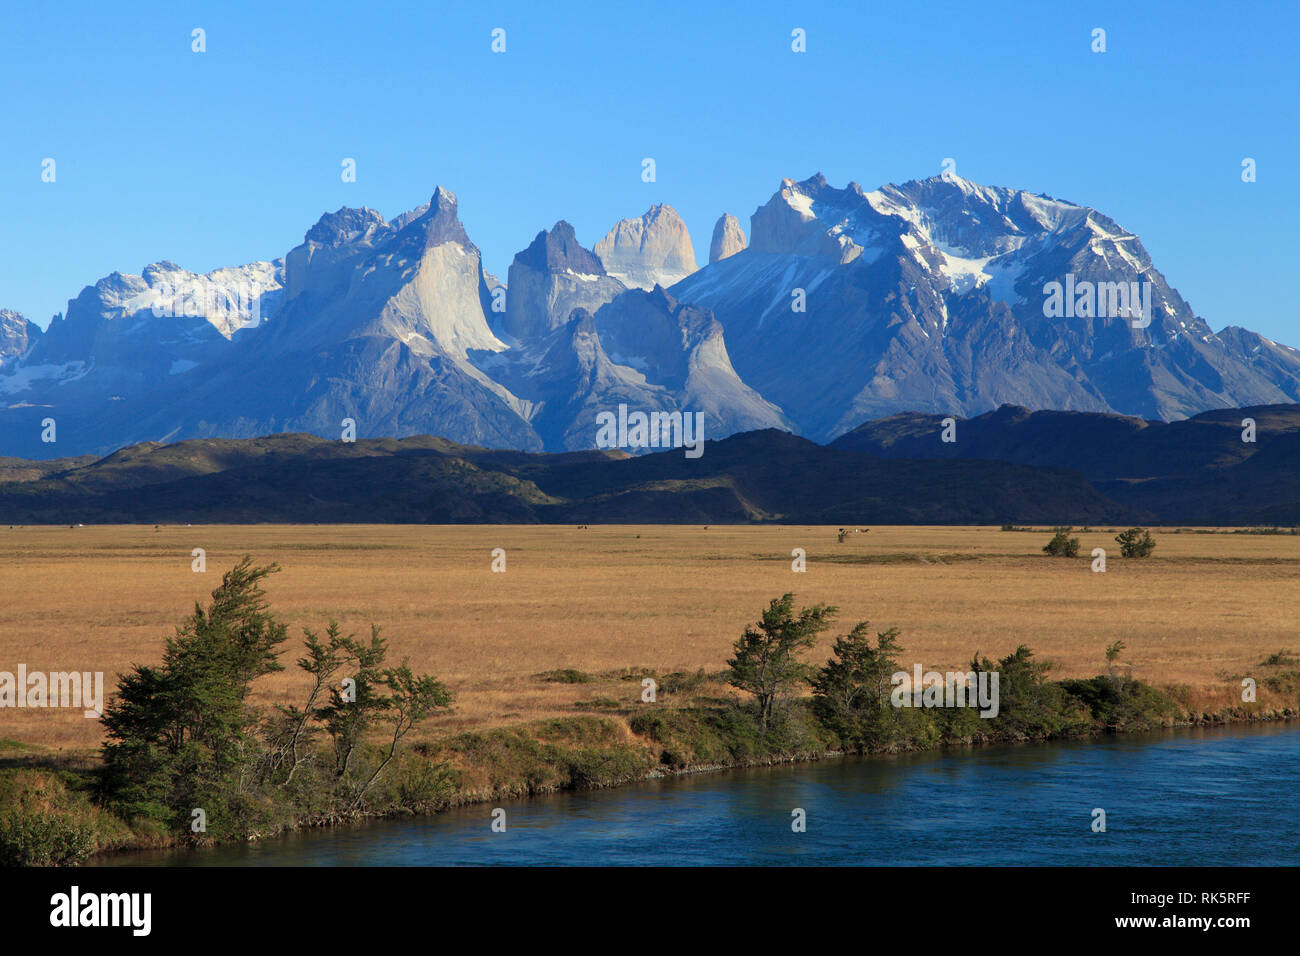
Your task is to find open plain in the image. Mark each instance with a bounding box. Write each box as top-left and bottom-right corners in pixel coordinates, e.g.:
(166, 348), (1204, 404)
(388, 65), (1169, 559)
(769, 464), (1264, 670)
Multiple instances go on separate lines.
(1, 523), (1296, 752)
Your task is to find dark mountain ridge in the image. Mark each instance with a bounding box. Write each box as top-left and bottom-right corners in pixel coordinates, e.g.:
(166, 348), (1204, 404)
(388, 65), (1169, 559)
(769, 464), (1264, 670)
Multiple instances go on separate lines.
(3, 402), (1297, 525)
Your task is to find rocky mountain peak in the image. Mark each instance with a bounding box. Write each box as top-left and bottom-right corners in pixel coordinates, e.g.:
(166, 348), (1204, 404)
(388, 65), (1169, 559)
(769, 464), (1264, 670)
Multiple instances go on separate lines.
(594, 204), (697, 290)
(749, 173), (875, 263)
(6, 174), (1300, 462)
(395, 187), (475, 252)
(709, 214), (747, 263)
(502, 222), (623, 343)
(305, 207), (387, 247)
(515, 221), (607, 276)
(0, 309), (39, 365)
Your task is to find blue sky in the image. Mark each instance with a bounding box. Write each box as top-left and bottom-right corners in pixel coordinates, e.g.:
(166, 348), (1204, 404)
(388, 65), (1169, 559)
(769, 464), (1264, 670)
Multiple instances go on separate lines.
(3, 0), (1297, 343)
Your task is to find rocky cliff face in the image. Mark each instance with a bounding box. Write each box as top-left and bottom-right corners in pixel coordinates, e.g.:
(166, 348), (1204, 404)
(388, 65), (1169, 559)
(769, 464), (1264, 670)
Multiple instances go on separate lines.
(709, 214), (746, 263)
(594, 204), (698, 290)
(502, 222), (626, 342)
(487, 230), (788, 450)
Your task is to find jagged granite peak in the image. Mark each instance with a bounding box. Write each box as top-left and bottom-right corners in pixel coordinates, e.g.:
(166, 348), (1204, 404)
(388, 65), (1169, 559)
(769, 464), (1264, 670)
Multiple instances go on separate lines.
(276, 184), (508, 361)
(395, 186), (474, 251)
(709, 214), (747, 263)
(594, 204), (698, 290)
(515, 221), (607, 276)
(502, 222), (625, 342)
(305, 207), (388, 246)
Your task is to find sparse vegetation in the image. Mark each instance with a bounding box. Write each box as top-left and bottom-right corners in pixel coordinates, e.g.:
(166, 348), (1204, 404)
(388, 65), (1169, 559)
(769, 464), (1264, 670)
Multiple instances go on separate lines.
(534, 668), (595, 684)
(1042, 527), (1080, 557)
(3, 524), (1293, 758)
(1260, 649), (1299, 668)
(1116, 527), (1157, 558)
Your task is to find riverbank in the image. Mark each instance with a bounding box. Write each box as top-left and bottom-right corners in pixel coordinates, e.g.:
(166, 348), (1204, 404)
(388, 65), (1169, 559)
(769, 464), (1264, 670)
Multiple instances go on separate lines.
(4, 669), (1296, 866)
(92, 720), (1300, 868)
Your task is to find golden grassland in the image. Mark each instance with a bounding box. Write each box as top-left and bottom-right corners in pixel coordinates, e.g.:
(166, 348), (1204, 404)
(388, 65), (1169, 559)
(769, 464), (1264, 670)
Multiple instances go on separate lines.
(1, 523), (1297, 753)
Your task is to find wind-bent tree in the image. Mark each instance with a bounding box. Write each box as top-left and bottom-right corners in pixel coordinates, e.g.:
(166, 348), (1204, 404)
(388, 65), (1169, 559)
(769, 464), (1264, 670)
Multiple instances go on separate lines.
(101, 558), (289, 829)
(260, 621), (352, 786)
(101, 557), (455, 838)
(727, 593), (836, 731)
(319, 625), (390, 779)
(349, 662), (453, 809)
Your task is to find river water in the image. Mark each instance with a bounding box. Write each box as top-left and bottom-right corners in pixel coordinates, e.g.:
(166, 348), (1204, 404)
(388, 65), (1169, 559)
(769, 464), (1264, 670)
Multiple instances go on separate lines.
(99, 722), (1299, 866)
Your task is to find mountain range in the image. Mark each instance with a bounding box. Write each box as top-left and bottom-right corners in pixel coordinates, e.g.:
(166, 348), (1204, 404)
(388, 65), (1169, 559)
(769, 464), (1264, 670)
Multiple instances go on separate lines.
(3, 402), (1297, 525)
(4, 173), (1299, 460)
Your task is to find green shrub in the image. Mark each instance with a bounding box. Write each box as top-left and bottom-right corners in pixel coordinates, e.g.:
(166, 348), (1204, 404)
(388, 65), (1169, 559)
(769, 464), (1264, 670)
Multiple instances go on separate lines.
(971, 645), (1089, 739)
(0, 771), (101, 866)
(391, 756), (457, 812)
(630, 706), (766, 768)
(1042, 527), (1080, 557)
(1260, 649), (1299, 668)
(1059, 676), (1179, 730)
(1115, 527), (1156, 558)
(534, 668), (594, 684)
(562, 746), (656, 789)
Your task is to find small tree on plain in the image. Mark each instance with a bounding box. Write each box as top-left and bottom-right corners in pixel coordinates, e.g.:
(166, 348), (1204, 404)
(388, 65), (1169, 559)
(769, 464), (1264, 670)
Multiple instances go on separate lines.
(1115, 527), (1156, 558)
(1104, 640), (1126, 678)
(1043, 527), (1080, 557)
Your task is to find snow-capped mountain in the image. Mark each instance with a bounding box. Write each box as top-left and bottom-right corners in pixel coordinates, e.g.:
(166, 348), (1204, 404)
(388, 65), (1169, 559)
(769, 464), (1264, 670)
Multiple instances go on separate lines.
(3, 172), (1298, 459)
(0, 260), (282, 421)
(0, 310), (39, 368)
(672, 173), (1300, 440)
(0, 189), (782, 456)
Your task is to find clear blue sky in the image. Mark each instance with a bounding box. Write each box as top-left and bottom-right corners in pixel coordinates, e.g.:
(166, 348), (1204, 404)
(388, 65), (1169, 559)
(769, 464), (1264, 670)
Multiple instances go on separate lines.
(3, 0), (1297, 344)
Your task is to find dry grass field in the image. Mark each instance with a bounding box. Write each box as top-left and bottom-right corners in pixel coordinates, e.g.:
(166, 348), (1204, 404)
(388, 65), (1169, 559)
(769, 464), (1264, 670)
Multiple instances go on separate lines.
(2, 523), (1296, 753)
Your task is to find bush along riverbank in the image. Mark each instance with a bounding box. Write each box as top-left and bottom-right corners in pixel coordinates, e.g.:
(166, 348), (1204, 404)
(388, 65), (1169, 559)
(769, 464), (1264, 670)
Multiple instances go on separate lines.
(2, 563), (1297, 866)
